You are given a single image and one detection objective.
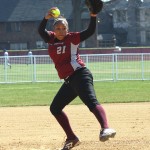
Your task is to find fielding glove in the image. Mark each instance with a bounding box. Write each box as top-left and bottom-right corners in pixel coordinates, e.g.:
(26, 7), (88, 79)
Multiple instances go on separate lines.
(85, 0), (103, 14)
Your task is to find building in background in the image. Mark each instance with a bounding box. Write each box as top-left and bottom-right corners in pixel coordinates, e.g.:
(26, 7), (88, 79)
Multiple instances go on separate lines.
(0, 0), (73, 50)
(105, 0), (150, 46)
(0, 0), (150, 50)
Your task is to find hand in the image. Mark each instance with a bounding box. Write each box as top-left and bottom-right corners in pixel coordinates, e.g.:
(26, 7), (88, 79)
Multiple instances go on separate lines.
(85, 0), (103, 15)
(90, 13), (97, 17)
(44, 11), (53, 20)
(45, 7), (60, 20)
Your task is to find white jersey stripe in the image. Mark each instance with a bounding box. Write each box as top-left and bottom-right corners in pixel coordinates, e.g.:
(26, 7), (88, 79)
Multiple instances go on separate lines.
(70, 43), (82, 70)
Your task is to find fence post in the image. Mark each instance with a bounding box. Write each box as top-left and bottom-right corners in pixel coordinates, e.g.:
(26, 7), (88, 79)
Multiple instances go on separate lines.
(141, 53), (144, 80)
(112, 54), (115, 81)
(33, 56), (36, 82)
(30, 55), (34, 82)
(4, 56), (7, 83)
(115, 54), (118, 81)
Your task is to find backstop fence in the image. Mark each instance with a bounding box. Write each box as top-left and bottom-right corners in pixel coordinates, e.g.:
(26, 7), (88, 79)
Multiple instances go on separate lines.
(0, 53), (150, 83)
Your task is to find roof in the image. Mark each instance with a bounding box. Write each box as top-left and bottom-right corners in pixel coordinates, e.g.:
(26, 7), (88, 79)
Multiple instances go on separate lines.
(0, 0), (20, 21)
(1, 0), (149, 23)
(104, 0), (149, 10)
(0, 0), (73, 22)
(105, 0), (128, 10)
(140, 2), (150, 8)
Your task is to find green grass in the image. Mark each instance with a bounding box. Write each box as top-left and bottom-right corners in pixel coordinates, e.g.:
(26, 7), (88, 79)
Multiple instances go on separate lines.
(0, 81), (149, 107)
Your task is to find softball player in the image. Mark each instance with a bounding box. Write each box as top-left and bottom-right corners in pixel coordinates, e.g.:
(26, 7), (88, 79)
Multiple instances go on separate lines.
(38, 8), (116, 150)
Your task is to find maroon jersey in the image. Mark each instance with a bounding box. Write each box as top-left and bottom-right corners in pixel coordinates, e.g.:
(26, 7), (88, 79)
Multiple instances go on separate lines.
(38, 17), (96, 79)
(48, 31), (85, 79)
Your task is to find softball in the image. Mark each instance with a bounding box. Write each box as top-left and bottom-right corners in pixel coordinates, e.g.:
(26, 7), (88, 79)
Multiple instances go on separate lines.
(50, 7), (60, 18)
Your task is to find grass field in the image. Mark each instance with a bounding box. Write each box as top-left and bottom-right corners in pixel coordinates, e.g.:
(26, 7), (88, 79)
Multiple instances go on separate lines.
(0, 81), (149, 107)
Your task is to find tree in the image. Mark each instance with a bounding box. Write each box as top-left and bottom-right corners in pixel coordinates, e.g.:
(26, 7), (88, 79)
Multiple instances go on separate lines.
(71, 0), (85, 31)
(71, 0), (97, 47)
(127, 0), (142, 45)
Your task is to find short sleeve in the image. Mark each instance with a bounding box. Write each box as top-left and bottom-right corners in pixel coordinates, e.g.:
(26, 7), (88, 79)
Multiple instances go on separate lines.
(68, 32), (80, 45)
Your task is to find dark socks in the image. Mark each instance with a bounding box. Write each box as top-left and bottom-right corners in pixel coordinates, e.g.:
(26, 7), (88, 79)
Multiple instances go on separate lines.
(54, 111), (77, 140)
(91, 104), (109, 128)
(54, 105), (108, 140)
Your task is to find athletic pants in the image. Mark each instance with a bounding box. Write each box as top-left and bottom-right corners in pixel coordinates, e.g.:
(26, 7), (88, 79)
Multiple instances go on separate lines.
(50, 67), (100, 115)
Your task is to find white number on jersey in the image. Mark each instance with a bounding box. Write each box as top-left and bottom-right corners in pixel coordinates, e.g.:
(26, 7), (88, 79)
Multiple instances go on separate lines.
(57, 46), (66, 54)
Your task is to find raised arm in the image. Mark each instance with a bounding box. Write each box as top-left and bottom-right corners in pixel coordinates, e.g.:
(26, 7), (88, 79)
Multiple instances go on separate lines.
(80, 14), (97, 42)
(38, 18), (50, 43)
(80, 0), (103, 42)
(38, 9), (54, 43)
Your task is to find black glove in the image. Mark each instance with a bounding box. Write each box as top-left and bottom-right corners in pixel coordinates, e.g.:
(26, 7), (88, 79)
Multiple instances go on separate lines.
(85, 0), (103, 14)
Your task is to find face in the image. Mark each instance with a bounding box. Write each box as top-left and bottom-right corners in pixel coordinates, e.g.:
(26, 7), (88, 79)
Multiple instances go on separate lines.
(53, 21), (68, 40)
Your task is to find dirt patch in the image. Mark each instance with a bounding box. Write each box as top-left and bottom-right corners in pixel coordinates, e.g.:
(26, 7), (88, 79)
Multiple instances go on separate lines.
(0, 103), (150, 150)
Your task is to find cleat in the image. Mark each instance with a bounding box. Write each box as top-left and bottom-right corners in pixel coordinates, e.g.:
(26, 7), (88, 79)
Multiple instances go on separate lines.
(99, 128), (116, 142)
(61, 137), (81, 150)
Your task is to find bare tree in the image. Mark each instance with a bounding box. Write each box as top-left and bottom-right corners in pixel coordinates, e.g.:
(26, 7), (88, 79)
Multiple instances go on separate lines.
(71, 0), (83, 31)
(71, 0), (97, 47)
(127, 0), (142, 45)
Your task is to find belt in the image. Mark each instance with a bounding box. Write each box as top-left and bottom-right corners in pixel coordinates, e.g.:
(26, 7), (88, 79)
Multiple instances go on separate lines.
(64, 67), (85, 84)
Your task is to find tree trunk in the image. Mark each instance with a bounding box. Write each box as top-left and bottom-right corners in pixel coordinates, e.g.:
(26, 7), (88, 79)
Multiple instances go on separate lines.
(72, 0), (82, 31)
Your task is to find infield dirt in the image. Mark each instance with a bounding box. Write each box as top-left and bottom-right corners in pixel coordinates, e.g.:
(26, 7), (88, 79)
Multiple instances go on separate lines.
(0, 103), (150, 150)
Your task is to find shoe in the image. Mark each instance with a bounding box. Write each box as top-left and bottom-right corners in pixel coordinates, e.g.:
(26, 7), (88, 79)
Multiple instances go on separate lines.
(99, 128), (116, 142)
(61, 137), (81, 150)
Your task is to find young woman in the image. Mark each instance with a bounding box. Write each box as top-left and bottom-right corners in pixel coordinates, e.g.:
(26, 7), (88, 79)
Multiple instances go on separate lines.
(38, 8), (116, 150)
